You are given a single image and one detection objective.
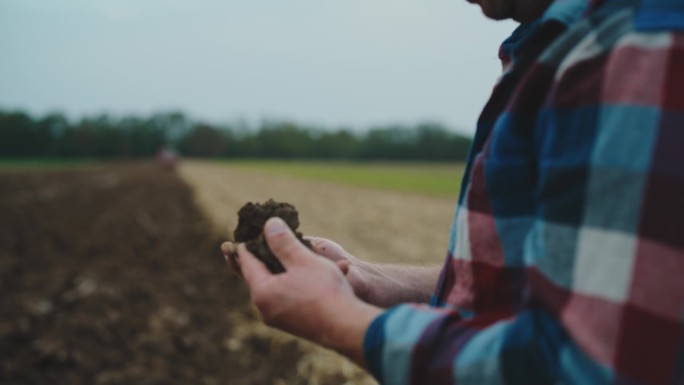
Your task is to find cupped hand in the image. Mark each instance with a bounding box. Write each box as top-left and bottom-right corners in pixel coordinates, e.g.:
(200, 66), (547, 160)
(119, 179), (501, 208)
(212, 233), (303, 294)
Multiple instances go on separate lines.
(221, 236), (350, 279)
(231, 218), (381, 361)
(306, 237), (373, 303)
(306, 237), (442, 308)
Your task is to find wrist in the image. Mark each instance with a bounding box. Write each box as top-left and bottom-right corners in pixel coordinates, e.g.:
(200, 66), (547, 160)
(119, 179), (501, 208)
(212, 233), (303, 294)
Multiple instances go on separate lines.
(354, 260), (377, 303)
(356, 263), (440, 307)
(318, 295), (383, 368)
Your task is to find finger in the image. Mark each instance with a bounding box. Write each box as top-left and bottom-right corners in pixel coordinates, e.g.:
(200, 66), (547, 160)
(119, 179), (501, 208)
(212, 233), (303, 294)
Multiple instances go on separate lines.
(237, 243), (271, 285)
(226, 253), (244, 279)
(264, 217), (313, 267)
(221, 242), (244, 278)
(308, 237), (346, 262)
(307, 237), (327, 253)
(221, 241), (235, 256)
(336, 260), (350, 275)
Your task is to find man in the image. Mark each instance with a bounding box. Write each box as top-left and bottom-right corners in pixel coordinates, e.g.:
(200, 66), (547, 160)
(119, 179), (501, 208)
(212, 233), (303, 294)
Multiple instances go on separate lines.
(222, 0), (684, 383)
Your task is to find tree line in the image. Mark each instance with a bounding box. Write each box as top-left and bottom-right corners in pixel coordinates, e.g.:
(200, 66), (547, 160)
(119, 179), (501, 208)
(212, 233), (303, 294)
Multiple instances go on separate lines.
(0, 109), (472, 161)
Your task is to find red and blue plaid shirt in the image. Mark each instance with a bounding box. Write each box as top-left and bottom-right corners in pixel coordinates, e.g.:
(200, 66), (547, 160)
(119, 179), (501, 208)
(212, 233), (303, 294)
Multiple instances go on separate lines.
(364, 0), (684, 383)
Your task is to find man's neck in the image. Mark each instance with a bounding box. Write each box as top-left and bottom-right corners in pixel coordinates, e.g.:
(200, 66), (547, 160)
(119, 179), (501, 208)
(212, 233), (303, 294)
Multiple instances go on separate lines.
(513, 0), (553, 23)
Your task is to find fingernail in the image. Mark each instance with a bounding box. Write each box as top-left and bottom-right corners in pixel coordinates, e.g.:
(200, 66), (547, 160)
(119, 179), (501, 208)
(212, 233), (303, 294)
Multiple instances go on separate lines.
(265, 217), (287, 235)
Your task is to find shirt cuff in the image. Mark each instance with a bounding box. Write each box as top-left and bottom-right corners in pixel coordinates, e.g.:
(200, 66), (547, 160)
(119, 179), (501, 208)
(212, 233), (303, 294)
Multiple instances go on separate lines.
(363, 307), (395, 383)
(362, 304), (447, 384)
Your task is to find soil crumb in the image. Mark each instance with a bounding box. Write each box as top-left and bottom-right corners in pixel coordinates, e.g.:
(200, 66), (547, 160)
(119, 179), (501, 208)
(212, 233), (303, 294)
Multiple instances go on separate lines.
(233, 199), (312, 274)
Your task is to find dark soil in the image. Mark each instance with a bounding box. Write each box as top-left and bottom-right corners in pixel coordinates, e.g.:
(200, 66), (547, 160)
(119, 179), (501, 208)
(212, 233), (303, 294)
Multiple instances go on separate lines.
(233, 200), (312, 274)
(0, 164), (309, 385)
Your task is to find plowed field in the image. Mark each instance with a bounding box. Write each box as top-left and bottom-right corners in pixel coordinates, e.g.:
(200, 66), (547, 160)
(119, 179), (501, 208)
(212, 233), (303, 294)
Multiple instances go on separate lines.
(0, 164), (366, 384)
(1, 161), (458, 384)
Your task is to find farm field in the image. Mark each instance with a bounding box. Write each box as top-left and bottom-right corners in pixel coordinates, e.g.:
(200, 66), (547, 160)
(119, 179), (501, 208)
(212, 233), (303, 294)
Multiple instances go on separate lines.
(1, 160), (464, 384)
(0, 163), (371, 385)
(180, 160), (460, 265)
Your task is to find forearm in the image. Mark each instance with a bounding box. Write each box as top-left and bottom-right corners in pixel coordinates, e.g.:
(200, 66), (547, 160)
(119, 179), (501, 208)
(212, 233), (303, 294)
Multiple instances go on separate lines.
(306, 237), (442, 308)
(358, 263), (441, 308)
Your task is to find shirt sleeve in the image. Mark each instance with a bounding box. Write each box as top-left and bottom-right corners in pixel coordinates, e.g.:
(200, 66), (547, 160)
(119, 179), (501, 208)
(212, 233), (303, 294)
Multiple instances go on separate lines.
(362, 304), (609, 385)
(363, 304), (457, 385)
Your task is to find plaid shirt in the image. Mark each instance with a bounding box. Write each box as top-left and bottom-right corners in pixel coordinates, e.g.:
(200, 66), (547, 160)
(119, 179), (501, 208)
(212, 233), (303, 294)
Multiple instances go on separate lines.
(364, 0), (684, 384)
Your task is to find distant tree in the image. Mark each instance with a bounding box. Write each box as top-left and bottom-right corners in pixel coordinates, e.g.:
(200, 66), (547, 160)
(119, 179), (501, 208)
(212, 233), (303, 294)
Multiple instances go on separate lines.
(0, 110), (47, 157)
(313, 130), (361, 160)
(256, 123), (315, 159)
(147, 111), (190, 144)
(128, 118), (166, 156)
(0, 107), (472, 161)
(179, 124), (227, 157)
(413, 123), (471, 161)
(38, 112), (69, 157)
(359, 126), (413, 160)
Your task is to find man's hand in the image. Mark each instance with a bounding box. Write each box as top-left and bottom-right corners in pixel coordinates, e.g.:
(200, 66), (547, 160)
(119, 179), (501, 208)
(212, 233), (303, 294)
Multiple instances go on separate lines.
(304, 237), (372, 301)
(307, 237), (442, 308)
(228, 218), (382, 367)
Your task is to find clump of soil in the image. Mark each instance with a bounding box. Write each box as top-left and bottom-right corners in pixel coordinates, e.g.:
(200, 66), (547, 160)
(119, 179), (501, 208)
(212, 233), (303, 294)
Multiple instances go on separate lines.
(233, 200), (312, 274)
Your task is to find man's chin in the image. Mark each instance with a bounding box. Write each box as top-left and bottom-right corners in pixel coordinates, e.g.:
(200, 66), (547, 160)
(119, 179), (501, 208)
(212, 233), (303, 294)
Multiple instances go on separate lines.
(471, 0), (516, 21)
(479, 3), (514, 21)
(472, 0), (549, 22)
(482, 9), (513, 21)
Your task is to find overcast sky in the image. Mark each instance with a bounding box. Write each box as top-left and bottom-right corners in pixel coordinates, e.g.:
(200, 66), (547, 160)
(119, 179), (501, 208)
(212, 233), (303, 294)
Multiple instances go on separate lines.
(0, 0), (515, 135)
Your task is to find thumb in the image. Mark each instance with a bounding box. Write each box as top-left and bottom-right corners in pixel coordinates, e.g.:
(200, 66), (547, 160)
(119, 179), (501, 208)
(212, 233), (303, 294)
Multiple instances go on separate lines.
(264, 217), (313, 268)
(336, 260), (350, 275)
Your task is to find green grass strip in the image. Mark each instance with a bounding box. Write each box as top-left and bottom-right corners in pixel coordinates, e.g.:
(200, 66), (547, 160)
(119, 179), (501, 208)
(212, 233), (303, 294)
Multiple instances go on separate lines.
(0, 158), (98, 170)
(220, 160), (465, 197)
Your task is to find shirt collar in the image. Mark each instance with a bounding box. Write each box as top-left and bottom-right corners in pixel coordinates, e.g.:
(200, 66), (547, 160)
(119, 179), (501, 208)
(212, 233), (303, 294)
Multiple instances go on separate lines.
(498, 0), (590, 66)
(540, 0), (591, 25)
